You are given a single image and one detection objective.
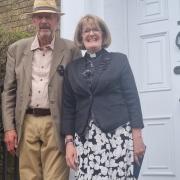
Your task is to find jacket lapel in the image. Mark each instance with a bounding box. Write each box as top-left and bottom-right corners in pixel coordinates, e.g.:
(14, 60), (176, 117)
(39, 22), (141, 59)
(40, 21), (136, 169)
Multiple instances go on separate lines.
(23, 39), (34, 89)
(76, 58), (92, 94)
(92, 51), (111, 93)
(49, 38), (65, 81)
(76, 50), (111, 94)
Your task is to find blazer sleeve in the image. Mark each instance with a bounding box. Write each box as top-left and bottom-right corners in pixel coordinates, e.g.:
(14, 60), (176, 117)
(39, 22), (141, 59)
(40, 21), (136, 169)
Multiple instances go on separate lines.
(2, 45), (17, 131)
(120, 54), (144, 129)
(61, 64), (76, 136)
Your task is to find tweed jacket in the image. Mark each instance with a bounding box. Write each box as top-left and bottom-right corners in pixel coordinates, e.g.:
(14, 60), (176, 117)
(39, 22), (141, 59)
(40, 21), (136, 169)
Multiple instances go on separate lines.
(2, 36), (81, 152)
(61, 50), (144, 138)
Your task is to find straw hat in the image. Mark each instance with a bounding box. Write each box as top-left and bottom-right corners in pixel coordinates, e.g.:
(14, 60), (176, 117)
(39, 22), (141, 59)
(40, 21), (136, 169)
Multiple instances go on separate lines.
(27, 0), (64, 15)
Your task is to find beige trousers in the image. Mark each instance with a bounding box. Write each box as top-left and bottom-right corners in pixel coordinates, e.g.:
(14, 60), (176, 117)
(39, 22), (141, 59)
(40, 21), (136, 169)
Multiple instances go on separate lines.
(19, 115), (69, 180)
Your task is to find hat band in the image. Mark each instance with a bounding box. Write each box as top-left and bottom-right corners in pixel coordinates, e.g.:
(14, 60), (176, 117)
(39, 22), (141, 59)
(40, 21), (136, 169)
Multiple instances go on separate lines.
(33, 6), (59, 12)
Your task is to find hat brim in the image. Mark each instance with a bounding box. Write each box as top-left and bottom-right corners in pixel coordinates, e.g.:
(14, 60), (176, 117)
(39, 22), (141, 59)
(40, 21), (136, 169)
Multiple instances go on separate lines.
(26, 10), (65, 15)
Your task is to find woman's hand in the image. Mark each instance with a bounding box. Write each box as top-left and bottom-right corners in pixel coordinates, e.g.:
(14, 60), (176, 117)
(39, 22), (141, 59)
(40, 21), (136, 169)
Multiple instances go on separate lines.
(66, 142), (78, 171)
(132, 128), (146, 164)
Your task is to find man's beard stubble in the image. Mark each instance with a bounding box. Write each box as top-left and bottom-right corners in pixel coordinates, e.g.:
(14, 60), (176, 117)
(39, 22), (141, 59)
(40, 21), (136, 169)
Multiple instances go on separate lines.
(38, 24), (54, 43)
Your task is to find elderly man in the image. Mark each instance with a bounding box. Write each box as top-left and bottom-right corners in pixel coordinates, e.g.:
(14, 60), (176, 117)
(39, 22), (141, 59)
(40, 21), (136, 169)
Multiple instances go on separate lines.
(2, 0), (81, 179)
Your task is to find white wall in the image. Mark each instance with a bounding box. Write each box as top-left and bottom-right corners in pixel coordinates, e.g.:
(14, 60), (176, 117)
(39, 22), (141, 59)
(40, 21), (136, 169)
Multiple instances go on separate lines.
(61, 0), (85, 40)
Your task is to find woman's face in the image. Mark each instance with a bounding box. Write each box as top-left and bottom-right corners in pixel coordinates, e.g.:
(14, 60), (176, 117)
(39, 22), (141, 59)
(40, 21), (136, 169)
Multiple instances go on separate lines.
(81, 22), (103, 53)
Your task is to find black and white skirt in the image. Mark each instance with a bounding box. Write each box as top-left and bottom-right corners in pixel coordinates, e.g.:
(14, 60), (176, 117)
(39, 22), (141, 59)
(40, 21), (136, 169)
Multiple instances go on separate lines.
(74, 120), (136, 180)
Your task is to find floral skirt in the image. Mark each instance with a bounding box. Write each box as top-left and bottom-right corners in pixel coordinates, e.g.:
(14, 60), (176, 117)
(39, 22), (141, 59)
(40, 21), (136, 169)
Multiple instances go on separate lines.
(74, 120), (136, 180)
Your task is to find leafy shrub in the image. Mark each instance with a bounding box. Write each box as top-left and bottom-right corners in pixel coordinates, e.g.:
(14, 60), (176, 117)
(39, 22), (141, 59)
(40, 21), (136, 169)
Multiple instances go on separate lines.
(0, 27), (32, 80)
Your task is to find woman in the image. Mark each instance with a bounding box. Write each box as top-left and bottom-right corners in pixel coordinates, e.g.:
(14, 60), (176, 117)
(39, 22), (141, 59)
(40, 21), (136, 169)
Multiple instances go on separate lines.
(61, 14), (145, 180)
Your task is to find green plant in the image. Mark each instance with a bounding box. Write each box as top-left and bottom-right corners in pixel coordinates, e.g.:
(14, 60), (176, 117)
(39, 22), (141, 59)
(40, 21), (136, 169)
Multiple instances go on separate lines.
(0, 27), (32, 80)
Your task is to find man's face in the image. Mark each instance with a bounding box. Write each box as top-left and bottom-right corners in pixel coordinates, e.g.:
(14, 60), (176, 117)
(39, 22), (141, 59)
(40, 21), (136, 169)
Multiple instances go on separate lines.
(32, 13), (59, 41)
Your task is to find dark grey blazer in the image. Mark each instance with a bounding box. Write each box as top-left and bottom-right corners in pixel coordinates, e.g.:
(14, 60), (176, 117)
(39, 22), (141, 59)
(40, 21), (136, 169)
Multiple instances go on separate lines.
(61, 50), (144, 137)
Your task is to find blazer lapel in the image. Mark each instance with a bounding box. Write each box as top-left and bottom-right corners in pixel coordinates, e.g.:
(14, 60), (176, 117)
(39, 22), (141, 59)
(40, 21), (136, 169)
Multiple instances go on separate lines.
(76, 58), (91, 94)
(22, 37), (65, 89)
(49, 38), (65, 81)
(76, 50), (111, 94)
(92, 51), (111, 93)
(23, 41), (34, 89)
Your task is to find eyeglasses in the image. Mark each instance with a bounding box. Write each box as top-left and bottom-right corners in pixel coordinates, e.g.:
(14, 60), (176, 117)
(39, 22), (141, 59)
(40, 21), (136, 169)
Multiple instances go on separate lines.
(33, 14), (57, 20)
(82, 28), (101, 35)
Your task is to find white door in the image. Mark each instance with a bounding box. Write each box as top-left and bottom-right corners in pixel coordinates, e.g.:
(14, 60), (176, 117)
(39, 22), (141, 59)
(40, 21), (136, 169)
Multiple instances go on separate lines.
(128, 0), (180, 180)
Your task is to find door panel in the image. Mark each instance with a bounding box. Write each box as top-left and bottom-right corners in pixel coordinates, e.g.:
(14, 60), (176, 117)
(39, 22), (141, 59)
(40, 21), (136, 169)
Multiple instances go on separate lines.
(128, 0), (180, 179)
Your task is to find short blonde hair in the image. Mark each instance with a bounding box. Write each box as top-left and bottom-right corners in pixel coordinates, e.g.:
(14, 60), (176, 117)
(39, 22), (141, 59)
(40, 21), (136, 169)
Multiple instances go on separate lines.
(74, 14), (111, 50)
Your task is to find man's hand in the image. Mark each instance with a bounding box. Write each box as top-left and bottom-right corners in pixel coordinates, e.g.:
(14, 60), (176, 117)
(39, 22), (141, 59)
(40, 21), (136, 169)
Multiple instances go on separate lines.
(4, 129), (18, 155)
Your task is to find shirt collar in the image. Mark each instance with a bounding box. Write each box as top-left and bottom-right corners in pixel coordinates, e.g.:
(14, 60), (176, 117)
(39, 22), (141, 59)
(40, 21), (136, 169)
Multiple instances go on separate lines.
(84, 48), (106, 59)
(31, 34), (55, 51)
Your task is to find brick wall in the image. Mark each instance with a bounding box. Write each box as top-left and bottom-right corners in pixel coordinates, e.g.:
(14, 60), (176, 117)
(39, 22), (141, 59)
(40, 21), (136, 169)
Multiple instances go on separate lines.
(0, 0), (60, 33)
